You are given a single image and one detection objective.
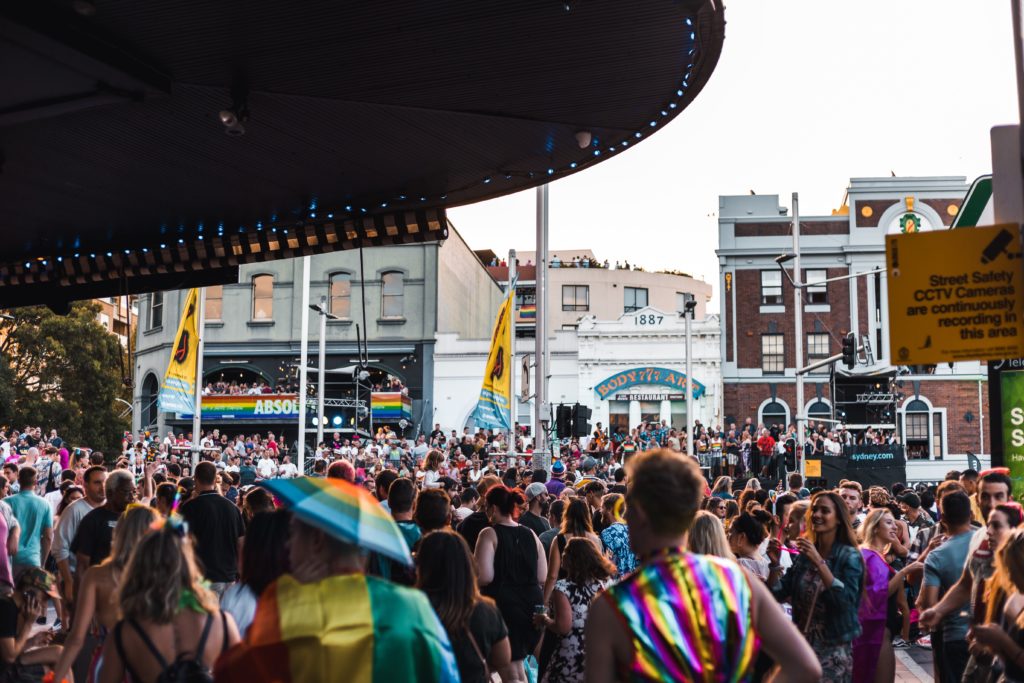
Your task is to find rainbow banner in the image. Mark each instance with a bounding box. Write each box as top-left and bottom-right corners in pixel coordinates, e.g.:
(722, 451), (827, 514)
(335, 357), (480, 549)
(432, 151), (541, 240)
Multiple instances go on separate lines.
(518, 303), (536, 320)
(370, 392), (412, 421)
(180, 394), (300, 420)
(215, 574), (460, 683)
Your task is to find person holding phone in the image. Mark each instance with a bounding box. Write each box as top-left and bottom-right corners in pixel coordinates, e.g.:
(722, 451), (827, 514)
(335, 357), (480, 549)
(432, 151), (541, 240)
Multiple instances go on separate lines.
(0, 568), (64, 676)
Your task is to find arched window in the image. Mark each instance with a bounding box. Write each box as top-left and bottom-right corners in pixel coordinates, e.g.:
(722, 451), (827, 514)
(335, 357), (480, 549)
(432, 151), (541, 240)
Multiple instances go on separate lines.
(329, 273), (352, 319)
(760, 400), (788, 429)
(252, 274), (274, 320)
(141, 374), (160, 429)
(381, 271), (404, 318)
(807, 400), (832, 422)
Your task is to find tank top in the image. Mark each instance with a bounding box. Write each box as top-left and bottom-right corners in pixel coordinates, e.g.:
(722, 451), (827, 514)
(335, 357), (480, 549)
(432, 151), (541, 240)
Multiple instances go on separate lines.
(602, 548), (759, 682)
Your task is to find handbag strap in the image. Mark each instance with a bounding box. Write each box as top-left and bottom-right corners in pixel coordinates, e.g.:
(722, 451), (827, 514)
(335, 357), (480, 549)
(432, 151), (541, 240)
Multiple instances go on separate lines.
(465, 627), (490, 680)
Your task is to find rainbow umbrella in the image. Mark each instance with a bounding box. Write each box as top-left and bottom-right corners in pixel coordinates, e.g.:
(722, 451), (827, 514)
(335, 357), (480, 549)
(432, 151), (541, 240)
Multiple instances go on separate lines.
(263, 477), (412, 566)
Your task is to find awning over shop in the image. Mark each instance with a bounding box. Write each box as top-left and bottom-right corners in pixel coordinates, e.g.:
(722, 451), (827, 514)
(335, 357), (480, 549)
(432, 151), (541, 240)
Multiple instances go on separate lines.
(0, 0), (725, 309)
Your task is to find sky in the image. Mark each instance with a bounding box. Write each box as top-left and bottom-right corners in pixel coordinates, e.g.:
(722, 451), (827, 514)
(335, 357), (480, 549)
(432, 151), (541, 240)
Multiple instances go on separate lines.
(449, 1), (1018, 313)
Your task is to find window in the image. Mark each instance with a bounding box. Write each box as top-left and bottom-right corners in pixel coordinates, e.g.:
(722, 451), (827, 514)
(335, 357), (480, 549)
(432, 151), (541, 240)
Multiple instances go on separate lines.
(640, 401), (661, 424)
(329, 273), (352, 318)
(624, 287), (648, 313)
(675, 292), (691, 315)
(807, 333), (830, 374)
(904, 399), (930, 460)
(807, 401), (832, 422)
(562, 285), (589, 312)
(609, 401), (629, 439)
(149, 292), (163, 329)
(761, 333), (785, 373)
(205, 285), (223, 321)
(252, 275), (274, 320)
(761, 271), (783, 305)
(805, 269), (827, 304)
(381, 271), (404, 318)
(932, 413), (944, 459)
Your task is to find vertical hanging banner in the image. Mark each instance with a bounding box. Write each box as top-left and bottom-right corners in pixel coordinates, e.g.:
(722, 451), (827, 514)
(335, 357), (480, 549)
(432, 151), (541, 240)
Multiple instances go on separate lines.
(473, 293), (513, 431)
(1000, 369), (1024, 501)
(158, 289), (200, 415)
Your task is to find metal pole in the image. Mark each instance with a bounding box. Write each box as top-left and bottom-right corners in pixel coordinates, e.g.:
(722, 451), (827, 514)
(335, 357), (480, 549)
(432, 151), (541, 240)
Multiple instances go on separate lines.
(793, 192), (805, 479)
(685, 311), (693, 457)
(191, 288), (206, 471)
(317, 297), (327, 448)
(297, 256), (310, 474)
(1013, 0), (1024, 195)
(534, 185), (550, 470)
(508, 249), (517, 456)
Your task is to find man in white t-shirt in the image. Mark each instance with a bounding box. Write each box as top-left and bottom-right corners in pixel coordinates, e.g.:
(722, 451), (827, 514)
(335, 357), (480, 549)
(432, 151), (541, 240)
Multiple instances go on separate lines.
(256, 451), (278, 480)
(277, 455), (299, 479)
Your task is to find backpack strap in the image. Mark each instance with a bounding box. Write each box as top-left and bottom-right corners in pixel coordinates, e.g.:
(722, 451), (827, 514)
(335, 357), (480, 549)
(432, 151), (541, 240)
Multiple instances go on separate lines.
(193, 611), (216, 663)
(129, 618), (170, 669)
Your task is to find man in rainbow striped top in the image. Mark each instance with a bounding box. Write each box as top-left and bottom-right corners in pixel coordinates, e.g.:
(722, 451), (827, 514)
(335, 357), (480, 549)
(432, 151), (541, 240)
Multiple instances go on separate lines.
(215, 515), (459, 682)
(583, 449), (822, 682)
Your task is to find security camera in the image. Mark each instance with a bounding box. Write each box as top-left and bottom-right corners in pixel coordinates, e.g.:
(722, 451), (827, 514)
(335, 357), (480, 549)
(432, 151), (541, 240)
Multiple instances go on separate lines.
(219, 110), (237, 127)
(575, 131), (592, 149)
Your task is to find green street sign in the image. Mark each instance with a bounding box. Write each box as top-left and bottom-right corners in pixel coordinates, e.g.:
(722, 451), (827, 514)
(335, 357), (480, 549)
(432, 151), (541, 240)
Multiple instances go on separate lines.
(953, 175), (993, 228)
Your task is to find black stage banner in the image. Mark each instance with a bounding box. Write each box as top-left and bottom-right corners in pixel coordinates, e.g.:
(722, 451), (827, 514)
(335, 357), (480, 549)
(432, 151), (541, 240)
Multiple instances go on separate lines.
(818, 445), (907, 488)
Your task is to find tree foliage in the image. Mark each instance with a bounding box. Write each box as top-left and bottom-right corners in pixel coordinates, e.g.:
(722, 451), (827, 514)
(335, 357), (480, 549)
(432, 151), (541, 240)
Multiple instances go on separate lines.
(0, 302), (129, 452)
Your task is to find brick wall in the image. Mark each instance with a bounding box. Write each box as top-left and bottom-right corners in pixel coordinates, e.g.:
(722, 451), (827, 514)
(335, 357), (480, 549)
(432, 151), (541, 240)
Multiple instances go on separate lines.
(732, 268), (852, 370)
(722, 378), (989, 455)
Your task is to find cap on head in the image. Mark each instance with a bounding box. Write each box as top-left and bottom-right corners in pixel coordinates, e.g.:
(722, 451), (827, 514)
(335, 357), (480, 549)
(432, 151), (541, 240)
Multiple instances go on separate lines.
(525, 482), (547, 500)
(551, 460), (565, 475)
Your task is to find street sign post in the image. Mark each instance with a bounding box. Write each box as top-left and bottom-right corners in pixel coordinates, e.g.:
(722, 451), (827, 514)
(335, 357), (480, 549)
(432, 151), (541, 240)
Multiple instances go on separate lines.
(886, 224), (1024, 365)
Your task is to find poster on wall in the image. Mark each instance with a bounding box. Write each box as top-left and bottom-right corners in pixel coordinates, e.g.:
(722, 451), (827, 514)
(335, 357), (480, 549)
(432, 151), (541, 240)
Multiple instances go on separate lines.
(1000, 370), (1024, 500)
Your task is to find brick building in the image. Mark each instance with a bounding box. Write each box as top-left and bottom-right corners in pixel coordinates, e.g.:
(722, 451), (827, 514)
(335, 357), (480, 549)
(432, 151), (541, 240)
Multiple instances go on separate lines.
(717, 176), (990, 481)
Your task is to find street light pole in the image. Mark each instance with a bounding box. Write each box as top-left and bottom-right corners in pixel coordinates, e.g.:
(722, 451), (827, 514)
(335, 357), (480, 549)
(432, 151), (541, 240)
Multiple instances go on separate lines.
(317, 295), (327, 448)
(793, 192), (805, 478)
(684, 303), (693, 457)
(508, 249), (517, 458)
(534, 184), (550, 470)
(297, 256), (310, 475)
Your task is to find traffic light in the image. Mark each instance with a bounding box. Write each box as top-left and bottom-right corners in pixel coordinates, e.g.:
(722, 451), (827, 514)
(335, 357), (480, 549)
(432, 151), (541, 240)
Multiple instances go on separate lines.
(841, 332), (857, 369)
(556, 404), (573, 439)
(571, 403), (592, 438)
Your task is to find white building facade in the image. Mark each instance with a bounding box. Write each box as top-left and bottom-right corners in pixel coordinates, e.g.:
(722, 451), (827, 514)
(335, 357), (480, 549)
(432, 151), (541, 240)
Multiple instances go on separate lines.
(432, 307), (721, 440)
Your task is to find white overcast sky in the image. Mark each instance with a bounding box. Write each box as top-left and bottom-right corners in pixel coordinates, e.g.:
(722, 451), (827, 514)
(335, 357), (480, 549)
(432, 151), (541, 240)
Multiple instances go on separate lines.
(449, 1), (1018, 313)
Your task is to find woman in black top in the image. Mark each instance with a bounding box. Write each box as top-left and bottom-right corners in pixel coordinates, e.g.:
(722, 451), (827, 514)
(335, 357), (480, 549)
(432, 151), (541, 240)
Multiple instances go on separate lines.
(474, 485), (547, 683)
(418, 530), (511, 683)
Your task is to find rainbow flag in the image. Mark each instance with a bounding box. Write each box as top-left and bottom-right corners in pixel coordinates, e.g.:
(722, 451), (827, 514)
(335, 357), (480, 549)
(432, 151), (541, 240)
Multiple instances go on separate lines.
(215, 574), (460, 683)
(519, 303), (536, 320)
(370, 392), (412, 421)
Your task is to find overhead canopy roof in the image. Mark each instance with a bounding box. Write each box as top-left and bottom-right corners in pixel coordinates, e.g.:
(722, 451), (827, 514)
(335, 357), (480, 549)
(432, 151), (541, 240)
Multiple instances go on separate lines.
(0, 0), (725, 309)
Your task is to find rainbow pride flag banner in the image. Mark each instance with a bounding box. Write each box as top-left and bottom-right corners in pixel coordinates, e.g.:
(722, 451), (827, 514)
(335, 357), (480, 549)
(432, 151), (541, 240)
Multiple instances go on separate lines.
(518, 303), (536, 320)
(215, 574), (460, 683)
(179, 394), (300, 421)
(370, 392), (412, 421)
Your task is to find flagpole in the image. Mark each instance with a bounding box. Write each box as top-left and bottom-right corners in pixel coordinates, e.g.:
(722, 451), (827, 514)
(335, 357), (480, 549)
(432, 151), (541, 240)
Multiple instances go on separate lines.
(508, 250), (517, 459)
(191, 287), (206, 471)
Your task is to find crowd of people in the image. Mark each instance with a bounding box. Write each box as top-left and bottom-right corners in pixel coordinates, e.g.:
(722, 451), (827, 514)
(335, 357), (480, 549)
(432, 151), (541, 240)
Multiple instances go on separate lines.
(0, 418), (1022, 683)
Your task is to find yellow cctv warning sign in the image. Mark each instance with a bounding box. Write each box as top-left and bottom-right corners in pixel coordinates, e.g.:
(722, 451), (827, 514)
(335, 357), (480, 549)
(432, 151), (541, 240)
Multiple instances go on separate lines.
(886, 224), (1024, 365)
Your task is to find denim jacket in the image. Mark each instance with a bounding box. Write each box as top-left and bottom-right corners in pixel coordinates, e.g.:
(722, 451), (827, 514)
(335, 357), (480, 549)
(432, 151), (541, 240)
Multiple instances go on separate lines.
(771, 541), (864, 646)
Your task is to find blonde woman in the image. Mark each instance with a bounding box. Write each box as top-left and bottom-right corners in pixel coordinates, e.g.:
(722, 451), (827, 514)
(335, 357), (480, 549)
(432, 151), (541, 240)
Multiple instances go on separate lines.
(53, 505), (159, 683)
(687, 510), (735, 560)
(422, 449), (445, 490)
(853, 508), (915, 683)
(98, 522), (240, 683)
